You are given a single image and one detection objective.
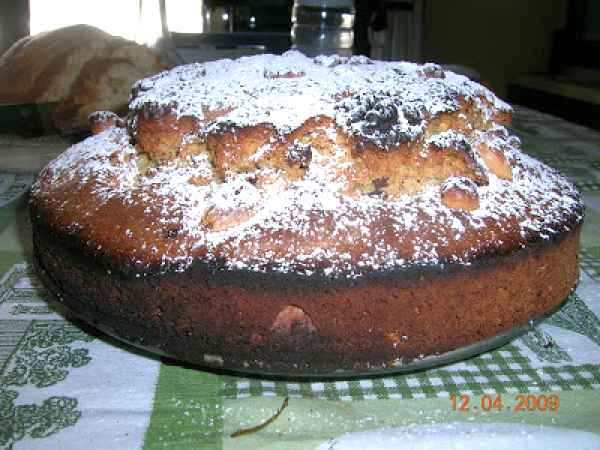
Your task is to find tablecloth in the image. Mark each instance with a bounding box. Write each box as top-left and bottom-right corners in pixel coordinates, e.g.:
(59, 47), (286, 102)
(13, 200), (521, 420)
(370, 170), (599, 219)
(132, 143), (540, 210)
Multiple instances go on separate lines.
(0, 107), (599, 449)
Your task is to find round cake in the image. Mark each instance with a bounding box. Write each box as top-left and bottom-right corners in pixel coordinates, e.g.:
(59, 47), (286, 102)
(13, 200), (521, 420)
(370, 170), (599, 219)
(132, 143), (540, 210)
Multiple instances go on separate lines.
(30, 52), (584, 376)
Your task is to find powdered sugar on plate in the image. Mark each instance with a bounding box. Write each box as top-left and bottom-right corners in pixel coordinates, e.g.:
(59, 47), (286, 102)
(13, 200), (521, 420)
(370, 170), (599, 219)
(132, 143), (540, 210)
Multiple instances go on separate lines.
(316, 423), (600, 450)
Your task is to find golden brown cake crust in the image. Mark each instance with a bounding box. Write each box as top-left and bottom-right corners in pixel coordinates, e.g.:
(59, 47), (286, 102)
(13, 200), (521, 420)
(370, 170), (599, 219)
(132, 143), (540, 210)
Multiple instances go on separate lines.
(32, 217), (581, 375)
(29, 52), (584, 375)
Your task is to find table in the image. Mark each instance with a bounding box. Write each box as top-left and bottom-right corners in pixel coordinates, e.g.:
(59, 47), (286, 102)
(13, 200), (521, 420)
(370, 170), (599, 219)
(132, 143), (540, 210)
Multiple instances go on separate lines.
(1, 107), (599, 449)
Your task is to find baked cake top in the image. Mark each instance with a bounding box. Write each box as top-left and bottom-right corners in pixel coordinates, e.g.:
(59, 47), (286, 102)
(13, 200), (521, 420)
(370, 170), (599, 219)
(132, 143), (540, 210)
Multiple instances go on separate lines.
(30, 52), (584, 278)
(128, 52), (510, 149)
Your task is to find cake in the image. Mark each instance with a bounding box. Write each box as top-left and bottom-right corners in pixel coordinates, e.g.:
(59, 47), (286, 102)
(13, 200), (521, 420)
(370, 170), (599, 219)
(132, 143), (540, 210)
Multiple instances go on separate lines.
(29, 52), (584, 376)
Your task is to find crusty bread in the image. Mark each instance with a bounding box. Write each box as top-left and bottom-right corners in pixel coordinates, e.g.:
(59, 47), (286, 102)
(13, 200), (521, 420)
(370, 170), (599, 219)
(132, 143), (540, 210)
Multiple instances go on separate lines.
(0, 24), (166, 133)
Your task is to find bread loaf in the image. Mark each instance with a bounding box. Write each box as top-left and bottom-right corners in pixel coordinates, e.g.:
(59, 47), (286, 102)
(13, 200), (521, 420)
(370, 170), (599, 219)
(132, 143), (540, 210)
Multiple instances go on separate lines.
(0, 24), (166, 133)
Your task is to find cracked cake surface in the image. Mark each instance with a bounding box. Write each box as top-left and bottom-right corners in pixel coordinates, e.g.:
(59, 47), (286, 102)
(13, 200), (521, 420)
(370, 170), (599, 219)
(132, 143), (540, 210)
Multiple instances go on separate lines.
(30, 51), (583, 277)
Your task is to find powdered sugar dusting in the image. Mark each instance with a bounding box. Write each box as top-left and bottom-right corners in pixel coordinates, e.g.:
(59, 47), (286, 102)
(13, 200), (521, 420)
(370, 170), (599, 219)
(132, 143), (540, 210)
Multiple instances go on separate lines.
(31, 54), (583, 278)
(129, 51), (510, 148)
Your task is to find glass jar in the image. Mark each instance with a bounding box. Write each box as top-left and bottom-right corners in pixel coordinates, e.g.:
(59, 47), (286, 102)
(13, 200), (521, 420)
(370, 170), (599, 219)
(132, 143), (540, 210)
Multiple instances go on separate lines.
(291, 0), (355, 56)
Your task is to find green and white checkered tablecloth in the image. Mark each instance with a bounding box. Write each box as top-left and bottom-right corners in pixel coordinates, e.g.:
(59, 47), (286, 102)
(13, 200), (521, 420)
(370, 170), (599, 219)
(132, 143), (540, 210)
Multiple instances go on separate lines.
(1, 107), (599, 449)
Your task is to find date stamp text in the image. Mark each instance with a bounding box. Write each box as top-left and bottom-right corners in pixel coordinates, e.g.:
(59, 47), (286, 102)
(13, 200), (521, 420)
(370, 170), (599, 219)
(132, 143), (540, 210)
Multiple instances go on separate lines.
(450, 393), (560, 413)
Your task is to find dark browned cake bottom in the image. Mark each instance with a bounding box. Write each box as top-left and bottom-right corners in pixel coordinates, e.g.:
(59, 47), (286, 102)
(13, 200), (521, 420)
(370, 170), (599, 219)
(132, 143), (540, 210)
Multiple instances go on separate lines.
(32, 220), (581, 377)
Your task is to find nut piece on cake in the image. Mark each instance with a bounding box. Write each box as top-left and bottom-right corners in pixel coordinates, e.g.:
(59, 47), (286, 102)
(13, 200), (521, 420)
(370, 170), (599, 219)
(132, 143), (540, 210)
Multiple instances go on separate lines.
(441, 177), (480, 211)
(89, 111), (125, 135)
